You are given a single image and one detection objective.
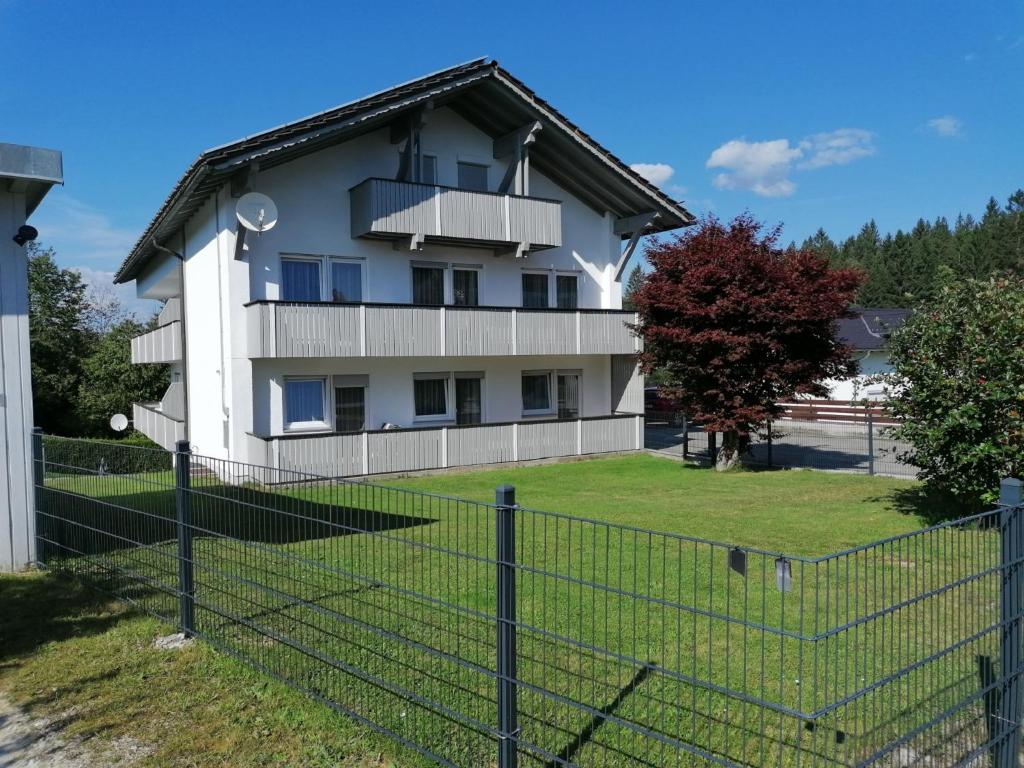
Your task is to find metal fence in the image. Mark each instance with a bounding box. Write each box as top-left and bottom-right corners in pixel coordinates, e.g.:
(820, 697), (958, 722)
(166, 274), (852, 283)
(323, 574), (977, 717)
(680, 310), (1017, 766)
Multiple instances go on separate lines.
(646, 413), (917, 479)
(32, 431), (1024, 767)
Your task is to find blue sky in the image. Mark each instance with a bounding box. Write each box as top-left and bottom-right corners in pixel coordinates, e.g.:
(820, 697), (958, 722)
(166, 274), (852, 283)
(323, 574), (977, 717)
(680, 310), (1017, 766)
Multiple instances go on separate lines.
(2, 0), (1022, 314)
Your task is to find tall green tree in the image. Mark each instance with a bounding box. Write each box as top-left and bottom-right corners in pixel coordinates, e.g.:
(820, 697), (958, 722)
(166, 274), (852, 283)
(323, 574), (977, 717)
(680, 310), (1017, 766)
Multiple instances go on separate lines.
(27, 244), (93, 435)
(77, 319), (168, 436)
(804, 189), (1024, 307)
(622, 264), (645, 311)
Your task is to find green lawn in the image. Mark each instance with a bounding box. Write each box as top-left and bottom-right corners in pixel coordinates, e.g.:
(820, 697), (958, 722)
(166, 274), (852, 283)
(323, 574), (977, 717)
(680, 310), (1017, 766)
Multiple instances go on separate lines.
(22, 450), (992, 767)
(376, 454), (929, 556)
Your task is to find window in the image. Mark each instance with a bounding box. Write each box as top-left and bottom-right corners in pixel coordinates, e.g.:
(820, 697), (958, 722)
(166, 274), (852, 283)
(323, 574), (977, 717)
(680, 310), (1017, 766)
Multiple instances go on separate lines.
(281, 258), (321, 302)
(421, 154), (437, 184)
(334, 386), (365, 432)
(457, 162), (488, 192)
(521, 371), (553, 415)
(557, 372), (581, 419)
(556, 274), (578, 309)
(414, 374), (449, 419)
(455, 374), (483, 425)
(412, 264), (445, 305)
(522, 273), (549, 309)
(452, 268), (480, 307)
(284, 378), (328, 430)
(330, 261), (362, 303)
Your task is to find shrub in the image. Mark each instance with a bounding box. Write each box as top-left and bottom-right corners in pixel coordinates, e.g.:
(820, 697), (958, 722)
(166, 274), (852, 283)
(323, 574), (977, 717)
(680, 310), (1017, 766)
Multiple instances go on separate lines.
(886, 276), (1024, 507)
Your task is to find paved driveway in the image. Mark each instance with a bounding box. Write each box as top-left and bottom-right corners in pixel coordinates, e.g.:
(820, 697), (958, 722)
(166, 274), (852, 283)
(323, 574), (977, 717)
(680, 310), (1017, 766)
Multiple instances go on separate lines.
(645, 419), (918, 479)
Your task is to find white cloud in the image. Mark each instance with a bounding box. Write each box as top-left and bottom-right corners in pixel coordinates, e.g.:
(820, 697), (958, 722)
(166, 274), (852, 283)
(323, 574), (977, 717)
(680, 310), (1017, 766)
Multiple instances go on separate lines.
(706, 129), (875, 197)
(72, 266), (160, 320)
(630, 162), (675, 187)
(29, 191), (139, 270)
(706, 138), (803, 197)
(797, 129), (876, 169)
(926, 115), (963, 138)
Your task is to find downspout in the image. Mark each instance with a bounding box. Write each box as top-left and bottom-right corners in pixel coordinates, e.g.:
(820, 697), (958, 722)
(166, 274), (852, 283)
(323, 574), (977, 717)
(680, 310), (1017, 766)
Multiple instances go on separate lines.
(151, 236), (190, 443)
(213, 192), (230, 430)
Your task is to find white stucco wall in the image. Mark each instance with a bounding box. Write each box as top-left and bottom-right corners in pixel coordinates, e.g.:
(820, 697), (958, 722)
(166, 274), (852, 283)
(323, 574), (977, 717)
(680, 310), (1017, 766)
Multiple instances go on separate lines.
(238, 107), (621, 309)
(826, 350), (894, 401)
(164, 105), (632, 464)
(250, 355), (612, 438)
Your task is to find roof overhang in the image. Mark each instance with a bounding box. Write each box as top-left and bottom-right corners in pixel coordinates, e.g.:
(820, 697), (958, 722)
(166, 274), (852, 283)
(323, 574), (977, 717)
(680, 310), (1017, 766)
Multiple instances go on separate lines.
(115, 58), (694, 283)
(0, 143), (63, 216)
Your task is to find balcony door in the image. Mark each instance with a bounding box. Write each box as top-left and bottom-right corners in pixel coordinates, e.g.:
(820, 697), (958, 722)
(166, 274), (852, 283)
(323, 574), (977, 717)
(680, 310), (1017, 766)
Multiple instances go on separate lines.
(455, 375), (483, 425)
(557, 372), (581, 419)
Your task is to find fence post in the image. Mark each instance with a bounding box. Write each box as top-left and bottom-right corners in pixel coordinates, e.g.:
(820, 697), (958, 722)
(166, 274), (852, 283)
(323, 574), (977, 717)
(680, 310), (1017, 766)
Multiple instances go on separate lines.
(866, 411), (875, 476)
(681, 412), (689, 460)
(31, 427), (44, 564)
(708, 431), (717, 466)
(495, 485), (518, 768)
(998, 477), (1023, 768)
(175, 440), (195, 636)
(766, 421), (773, 468)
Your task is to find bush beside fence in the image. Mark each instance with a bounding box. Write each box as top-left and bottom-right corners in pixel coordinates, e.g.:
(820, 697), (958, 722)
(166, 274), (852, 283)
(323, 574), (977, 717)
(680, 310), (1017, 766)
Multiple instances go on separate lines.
(32, 433), (1024, 767)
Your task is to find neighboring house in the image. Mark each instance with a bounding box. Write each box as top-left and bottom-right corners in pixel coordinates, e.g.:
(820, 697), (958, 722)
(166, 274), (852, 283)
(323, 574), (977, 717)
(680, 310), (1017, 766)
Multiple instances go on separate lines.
(115, 59), (693, 478)
(826, 307), (910, 401)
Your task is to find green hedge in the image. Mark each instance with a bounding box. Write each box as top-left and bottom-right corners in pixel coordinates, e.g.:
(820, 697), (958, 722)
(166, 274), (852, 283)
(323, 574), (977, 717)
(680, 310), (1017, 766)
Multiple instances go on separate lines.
(42, 431), (172, 475)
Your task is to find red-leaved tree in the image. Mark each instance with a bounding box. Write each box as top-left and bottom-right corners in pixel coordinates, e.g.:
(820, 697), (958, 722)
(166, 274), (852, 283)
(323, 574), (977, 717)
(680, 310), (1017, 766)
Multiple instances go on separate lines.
(634, 214), (864, 469)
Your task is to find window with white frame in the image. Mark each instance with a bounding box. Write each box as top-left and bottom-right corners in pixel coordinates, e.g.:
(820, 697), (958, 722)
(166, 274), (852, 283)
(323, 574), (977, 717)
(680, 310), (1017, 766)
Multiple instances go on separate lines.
(329, 259), (363, 303)
(421, 154), (438, 184)
(522, 272), (549, 309)
(413, 373), (450, 420)
(521, 370), (553, 415)
(452, 267), (480, 306)
(281, 255), (363, 303)
(457, 161), (489, 192)
(284, 377), (330, 431)
(556, 274), (578, 309)
(333, 375), (368, 432)
(557, 371), (581, 419)
(281, 257), (321, 301)
(412, 264), (446, 306)
(455, 372), (484, 425)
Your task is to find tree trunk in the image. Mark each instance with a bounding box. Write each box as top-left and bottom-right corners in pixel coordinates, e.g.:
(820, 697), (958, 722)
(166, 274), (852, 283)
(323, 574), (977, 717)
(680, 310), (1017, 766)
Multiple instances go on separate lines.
(715, 430), (742, 471)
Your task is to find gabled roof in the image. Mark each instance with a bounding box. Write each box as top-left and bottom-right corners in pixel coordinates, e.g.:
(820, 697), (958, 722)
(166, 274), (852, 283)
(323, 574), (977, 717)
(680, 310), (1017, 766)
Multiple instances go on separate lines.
(837, 308), (911, 350)
(114, 58), (694, 283)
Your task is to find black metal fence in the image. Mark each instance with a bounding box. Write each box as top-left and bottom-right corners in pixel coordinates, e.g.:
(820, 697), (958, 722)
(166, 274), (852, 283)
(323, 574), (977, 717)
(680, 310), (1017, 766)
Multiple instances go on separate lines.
(33, 432), (1024, 767)
(645, 414), (917, 479)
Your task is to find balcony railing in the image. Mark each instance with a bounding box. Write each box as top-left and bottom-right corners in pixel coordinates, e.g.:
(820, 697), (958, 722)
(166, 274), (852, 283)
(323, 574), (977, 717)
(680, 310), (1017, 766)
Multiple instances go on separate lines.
(250, 413), (642, 478)
(350, 178), (561, 251)
(245, 301), (640, 358)
(133, 401), (185, 451)
(131, 298), (182, 364)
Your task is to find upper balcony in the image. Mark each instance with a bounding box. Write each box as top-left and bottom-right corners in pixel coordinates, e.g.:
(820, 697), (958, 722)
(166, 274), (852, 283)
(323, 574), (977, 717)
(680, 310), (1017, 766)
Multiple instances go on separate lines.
(130, 298), (182, 364)
(245, 301), (640, 359)
(350, 178), (561, 253)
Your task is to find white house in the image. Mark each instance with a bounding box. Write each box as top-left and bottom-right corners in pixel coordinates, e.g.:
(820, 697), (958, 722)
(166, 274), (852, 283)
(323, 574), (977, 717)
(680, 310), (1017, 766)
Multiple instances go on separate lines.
(827, 307), (910, 401)
(115, 59), (693, 478)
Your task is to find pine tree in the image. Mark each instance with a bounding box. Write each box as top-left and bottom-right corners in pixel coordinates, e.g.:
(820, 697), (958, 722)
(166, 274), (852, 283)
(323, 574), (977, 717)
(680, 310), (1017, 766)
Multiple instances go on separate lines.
(622, 264), (645, 311)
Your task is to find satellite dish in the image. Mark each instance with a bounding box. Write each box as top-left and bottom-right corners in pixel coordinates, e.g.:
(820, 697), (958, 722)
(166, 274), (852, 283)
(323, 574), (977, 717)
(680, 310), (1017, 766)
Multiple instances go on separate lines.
(110, 413), (130, 432)
(235, 192), (278, 234)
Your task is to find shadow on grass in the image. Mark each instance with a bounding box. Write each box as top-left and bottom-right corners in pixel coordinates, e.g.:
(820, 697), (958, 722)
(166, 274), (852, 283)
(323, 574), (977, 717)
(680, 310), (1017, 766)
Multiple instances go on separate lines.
(38, 482), (437, 557)
(0, 571), (137, 664)
(878, 485), (974, 525)
(544, 663), (653, 768)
